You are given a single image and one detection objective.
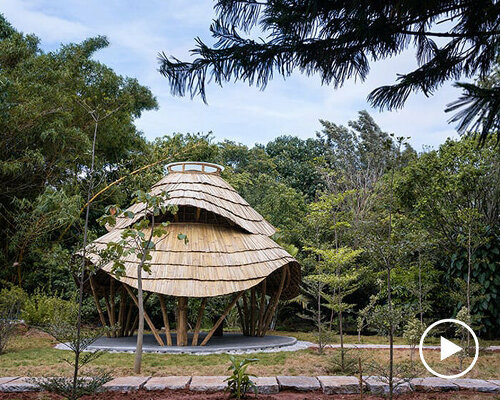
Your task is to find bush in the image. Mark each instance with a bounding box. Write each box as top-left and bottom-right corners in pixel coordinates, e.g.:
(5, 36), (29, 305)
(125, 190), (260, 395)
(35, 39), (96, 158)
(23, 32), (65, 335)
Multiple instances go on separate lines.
(22, 290), (77, 327)
(0, 286), (27, 353)
(326, 348), (360, 375)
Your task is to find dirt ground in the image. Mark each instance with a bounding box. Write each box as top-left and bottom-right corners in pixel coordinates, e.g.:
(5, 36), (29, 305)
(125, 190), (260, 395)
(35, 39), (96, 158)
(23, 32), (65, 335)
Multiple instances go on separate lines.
(0, 390), (498, 400)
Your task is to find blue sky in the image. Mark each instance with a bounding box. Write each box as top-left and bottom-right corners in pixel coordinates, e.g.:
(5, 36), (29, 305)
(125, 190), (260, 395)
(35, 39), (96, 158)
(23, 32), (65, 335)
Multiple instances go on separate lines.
(3, 0), (461, 151)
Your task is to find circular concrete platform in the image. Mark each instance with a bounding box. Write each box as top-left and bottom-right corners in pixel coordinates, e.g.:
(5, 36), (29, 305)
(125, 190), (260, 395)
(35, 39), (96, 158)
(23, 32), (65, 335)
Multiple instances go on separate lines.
(80, 333), (299, 354)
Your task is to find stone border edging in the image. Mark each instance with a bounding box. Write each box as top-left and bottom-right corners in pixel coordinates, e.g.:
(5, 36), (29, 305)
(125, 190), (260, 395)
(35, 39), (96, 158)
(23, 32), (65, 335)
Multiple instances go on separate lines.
(0, 376), (498, 394)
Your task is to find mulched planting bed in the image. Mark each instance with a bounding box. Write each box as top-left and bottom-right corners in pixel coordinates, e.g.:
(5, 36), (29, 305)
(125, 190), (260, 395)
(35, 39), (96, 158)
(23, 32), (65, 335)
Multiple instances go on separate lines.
(0, 390), (498, 400)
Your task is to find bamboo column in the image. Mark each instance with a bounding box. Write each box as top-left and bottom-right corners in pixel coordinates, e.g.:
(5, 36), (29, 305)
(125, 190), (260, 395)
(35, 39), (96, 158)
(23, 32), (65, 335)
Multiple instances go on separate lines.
(89, 275), (110, 337)
(123, 285), (165, 346)
(257, 279), (267, 335)
(124, 298), (133, 337)
(103, 286), (115, 337)
(118, 286), (126, 336)
(109, 278), (116, 337)
(129, 312), (138, 336)
(259, 266), (288, 336)
(250, 287), (257, 336)
(177, 297), (188, 346)
(201, 292), (243, 346)
(236, 301), (247, 335)
(158, 294), (172, 346)
(192, 298), (207, 346)
(242, 291), (250, 336)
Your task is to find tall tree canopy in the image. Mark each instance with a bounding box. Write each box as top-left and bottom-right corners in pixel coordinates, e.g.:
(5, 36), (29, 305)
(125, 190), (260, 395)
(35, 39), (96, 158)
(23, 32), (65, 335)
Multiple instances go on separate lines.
(0, 15), (158, 288)
(159, 0), (500, 144)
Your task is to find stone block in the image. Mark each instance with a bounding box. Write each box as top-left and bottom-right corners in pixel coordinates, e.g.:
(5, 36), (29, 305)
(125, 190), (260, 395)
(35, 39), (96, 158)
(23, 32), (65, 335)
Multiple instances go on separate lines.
(253, 377), (279, 394)
(452, 379), (500, 392)
(277, 376), (320, 391)
(144, 376), (191, 391)
(317, 375), (361, 394)
(364, 376), (412, 395)
(0, 377), (19, 385)
(189, 376), (228, 392)
(0, 377), (39, 392)
(103, 376), (150, 391)
(411, 377), (459, 392)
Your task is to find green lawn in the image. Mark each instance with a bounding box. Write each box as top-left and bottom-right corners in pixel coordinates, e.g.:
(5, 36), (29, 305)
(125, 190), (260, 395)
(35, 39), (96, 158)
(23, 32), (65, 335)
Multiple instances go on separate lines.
(0, 329), (498, 379)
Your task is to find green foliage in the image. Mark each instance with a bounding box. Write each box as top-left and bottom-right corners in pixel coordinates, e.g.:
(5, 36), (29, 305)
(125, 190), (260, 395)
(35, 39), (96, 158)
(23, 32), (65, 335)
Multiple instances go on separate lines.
(0, 286), (27, 353)
(366, 304), (405, 338)
(160, 1), (499, 143)
(225, 356), (258, 399)
(0, 16), (157, 292)
(326, 348), (359, 375)
(30, 375), (111, 400)
(21, 290), (77, 327)
(0, 286), (27, 318)
(31, 318), (112, 400)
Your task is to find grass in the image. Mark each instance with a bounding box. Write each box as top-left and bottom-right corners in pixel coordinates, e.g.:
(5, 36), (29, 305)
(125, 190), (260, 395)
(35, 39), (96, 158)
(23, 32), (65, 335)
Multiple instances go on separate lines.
(0, 329), (498, 379)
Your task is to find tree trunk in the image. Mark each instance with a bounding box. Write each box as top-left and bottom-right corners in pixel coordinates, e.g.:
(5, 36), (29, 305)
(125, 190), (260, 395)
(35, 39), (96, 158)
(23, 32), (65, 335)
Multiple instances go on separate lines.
(134, 215), (156, 373)
(339, 307), (344, 370)
(134, 263), (144, 373)
(177, 297), (188, 346)
(418, 252), (423, 324)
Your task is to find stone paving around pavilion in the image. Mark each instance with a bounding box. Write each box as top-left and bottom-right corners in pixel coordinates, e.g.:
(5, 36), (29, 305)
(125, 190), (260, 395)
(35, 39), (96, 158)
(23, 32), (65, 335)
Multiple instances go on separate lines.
(0, 375), (498, 394)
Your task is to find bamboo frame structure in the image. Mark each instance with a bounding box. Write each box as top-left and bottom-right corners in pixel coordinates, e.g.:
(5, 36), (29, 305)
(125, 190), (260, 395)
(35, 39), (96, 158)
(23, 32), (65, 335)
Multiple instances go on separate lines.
(123, 284), (165, 346)
(192, 298), (207, 346)
(201, 292), (243, 346)
(158, 294), (172, 346)
(82, 161), (301, 346)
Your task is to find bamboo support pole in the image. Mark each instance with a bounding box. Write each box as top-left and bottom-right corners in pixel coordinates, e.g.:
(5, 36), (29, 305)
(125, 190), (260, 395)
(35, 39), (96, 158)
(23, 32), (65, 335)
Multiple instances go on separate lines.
(118, 285), (126, 336)
(251, 287), (256, 336)
(260, 266), (288, 336)
(103, 286), (115, 337)
(257, 279), (267, 335)
(89, 275), (110, 337)
(236, 301), (247, 336)
(109, 279), (116, 336)
(129, 312), (138, 336)
(191, 298), (207, 346)
(124, 297), (133, 337)
(242, 291), (250, 336)
(176, 297), (188, 346)
(201, 292), (243, 346)
(123, 285), (165, 346)
(158, 294), (172, 346)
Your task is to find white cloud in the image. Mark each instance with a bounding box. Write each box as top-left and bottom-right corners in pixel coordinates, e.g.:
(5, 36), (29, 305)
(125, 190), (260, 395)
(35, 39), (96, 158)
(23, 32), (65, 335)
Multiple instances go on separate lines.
(2, 0), (90, 42)
(3, 0), (462, 150)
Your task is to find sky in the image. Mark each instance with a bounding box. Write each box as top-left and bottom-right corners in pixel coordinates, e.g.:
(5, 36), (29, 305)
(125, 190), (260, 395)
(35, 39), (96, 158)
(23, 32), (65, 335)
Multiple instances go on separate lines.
(3, 0), (462, 151)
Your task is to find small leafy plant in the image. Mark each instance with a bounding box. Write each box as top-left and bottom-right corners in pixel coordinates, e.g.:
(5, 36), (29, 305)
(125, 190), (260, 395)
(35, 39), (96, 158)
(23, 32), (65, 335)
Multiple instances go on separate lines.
(225, 356), (259, 399)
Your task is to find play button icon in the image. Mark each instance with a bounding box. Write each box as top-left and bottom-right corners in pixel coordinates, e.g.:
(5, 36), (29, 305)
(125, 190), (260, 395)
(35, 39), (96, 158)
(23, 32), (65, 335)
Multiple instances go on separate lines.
(440, 336), (462, 360)
(419, 318), (479, 379)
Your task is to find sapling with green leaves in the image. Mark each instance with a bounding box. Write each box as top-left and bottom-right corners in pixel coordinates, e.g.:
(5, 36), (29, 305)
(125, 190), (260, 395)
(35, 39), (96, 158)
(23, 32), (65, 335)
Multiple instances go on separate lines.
(99, 190), (187, 373)
(456, 208), (489, 322)
(306, 246), (362, 370)
(298, 278), (333, 354)
(403, 317), (424, 364)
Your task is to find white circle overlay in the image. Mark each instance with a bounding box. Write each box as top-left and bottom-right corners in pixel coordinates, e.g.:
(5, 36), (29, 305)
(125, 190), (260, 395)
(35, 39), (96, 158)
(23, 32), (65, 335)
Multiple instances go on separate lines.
(419, 318), (479, 379)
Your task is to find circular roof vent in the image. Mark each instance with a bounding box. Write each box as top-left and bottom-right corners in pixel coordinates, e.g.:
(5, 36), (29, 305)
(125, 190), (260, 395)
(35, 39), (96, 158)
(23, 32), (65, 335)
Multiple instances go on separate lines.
(166, 161), (224, 175)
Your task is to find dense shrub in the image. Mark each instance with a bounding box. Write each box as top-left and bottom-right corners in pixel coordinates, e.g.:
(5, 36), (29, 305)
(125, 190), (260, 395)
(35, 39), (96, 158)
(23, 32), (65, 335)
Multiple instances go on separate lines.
(22, 290), (77, 327)
(0, 286), (28, 353)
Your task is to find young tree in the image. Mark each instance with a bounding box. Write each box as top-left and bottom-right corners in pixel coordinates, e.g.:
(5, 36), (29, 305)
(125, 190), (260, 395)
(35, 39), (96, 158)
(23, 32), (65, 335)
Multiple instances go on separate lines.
(159, 1), (499, 143)
(100, 191), (187, 373)
(306, 246), (362, 370)
(362, 135), (407, 400)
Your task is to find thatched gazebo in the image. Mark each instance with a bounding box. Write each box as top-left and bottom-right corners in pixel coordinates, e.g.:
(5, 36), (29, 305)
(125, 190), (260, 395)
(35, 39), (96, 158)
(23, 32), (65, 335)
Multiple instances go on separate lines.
(85, 161), (301, 346)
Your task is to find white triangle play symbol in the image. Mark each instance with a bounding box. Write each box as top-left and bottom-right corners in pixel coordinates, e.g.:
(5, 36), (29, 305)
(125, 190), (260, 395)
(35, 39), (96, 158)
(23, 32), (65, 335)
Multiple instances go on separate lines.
(440, 336), (462, 360)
